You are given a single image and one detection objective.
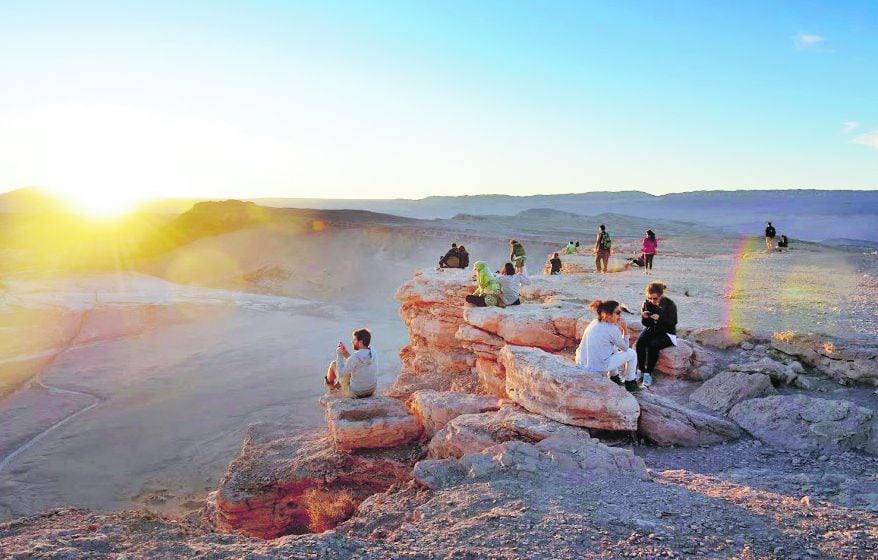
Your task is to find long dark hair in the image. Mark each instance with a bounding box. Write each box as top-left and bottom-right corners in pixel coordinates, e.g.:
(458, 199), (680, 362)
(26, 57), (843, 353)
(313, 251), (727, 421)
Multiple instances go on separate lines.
(589, 299), (619, 320)
(646, 230), (656, 241)
(503, 262), (515, 275)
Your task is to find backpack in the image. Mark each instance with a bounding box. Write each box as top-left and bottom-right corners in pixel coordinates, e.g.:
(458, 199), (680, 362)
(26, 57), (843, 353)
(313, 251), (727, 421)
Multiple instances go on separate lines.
(600, 232), (612, 250)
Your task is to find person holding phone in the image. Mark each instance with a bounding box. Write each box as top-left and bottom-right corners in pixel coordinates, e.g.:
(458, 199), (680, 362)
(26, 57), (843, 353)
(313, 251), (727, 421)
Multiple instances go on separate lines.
(324, 328), (377, 398)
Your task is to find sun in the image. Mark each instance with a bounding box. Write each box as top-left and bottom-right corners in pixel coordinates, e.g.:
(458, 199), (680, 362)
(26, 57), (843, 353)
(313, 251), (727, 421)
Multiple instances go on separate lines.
(51, 185), (146, 219)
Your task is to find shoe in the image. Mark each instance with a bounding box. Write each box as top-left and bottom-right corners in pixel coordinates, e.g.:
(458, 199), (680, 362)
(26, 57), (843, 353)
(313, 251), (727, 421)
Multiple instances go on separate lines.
(625, 380), (645, 393)
(642, 372), (653, 387)
(609, 375), (623, 386)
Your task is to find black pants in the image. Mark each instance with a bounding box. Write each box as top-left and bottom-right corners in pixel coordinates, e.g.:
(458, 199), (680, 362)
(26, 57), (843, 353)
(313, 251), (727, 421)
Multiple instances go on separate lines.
(466, 294), (487, 306)
(636, 329), (673, 373)
(644, 253), (654, 270)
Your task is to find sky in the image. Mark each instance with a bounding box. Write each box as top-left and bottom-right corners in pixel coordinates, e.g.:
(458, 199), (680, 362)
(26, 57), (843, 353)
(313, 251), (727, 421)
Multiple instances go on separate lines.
(0, 0), (876, 207)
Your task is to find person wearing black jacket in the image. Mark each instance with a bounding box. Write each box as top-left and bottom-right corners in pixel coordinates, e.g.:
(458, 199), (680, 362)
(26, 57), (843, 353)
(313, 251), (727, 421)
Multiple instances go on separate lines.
(765, 222), (776, 251)
(635, 281), (678, 378)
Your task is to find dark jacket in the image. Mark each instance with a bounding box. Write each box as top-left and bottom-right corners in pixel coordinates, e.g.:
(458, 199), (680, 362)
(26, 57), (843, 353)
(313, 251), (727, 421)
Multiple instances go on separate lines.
(765, 225), (776, 238)
(641, 297), (677, 335)
(550, 257), (562, 274)
(458, 249), (469, 268)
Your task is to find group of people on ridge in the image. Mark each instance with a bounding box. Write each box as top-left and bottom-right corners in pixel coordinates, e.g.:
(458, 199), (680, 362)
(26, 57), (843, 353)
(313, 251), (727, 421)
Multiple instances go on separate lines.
(326, 231), (678, 400)
(548, 225), (659, 275)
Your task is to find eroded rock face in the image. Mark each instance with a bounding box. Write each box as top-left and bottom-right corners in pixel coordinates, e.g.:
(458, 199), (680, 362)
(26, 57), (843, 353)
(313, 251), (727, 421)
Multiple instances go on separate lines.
(634, 392), (743, 447)
(728, 357), (797, 385)
(407, 390), (503, 438)
(689, 371), (776, 414)
(212, 424), (415, 538)
(391, 269), (479, 397)
(499, 345), (640, 431)
(474, 357), (507, 398)
(772, 332), (878, 386)
(729, 395), (874, 453)
(322, 394), (422, 451)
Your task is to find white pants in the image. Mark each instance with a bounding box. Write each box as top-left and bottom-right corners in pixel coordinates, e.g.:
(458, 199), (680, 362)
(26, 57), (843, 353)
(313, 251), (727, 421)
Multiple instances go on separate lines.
(605, 348), (638, 382)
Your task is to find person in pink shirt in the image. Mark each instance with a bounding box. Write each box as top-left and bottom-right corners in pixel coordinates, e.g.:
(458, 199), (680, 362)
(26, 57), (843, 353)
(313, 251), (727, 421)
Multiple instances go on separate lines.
(641, 230), (658, 274)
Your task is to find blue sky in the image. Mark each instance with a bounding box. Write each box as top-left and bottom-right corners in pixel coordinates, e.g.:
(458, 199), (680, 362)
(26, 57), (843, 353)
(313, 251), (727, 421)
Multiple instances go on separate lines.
(0, 0), (875, 202)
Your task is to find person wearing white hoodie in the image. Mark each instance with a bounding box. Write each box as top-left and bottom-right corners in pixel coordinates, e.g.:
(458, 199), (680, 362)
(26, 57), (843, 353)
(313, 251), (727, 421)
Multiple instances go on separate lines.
(324, 328), (377, 398)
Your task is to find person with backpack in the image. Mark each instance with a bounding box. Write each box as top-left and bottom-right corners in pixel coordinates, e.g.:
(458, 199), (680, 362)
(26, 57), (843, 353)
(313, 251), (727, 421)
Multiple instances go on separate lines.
(324, 328), (377, 398)
(465, 261), (504, 307)
(510, 239), (527, 274)
(594, 224), (612, 273)
(641, 230), (658, 275)
(765, 222), (777, 251)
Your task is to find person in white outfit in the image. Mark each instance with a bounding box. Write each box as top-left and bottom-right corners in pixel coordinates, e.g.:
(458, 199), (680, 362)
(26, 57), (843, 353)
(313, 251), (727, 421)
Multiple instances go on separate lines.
(496, 262), (531, 306)
(324, 328), (377, 398)
(575, 299), (643, 392)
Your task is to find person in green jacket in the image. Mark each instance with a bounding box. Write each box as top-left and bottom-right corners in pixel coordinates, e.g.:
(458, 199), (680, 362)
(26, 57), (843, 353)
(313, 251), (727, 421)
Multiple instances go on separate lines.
(565, 241), (576, 254)
(510, 239), (527, 274)
(465, 261), (503, 307)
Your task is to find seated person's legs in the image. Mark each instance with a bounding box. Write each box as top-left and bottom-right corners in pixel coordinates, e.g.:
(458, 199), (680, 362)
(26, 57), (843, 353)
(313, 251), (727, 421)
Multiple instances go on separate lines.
(465, 294), (487, 306)
(325, 360), (338, 387)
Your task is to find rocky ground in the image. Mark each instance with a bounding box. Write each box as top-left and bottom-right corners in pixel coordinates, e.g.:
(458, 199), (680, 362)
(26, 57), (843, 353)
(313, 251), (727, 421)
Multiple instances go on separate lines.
(2, 228), (877, 558)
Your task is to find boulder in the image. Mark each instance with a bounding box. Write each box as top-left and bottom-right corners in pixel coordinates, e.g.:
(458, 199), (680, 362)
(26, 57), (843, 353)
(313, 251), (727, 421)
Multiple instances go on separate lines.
(727, 356), (797, 384)
(654, 340), (695, 378)
(634, 392), (743, 447)
(499, 345), (640, 431)
(689, 326), (753, 349)
(729, 395), (874, 452)
(213, 424), (414, 538)
(427, 405), (588, 459)
(689, 371), (776, 414)
(772, 332), (878, 386)
(322, 394), (422, 451)
(463, 304), (582, 351)
(406, 390), (503, 438)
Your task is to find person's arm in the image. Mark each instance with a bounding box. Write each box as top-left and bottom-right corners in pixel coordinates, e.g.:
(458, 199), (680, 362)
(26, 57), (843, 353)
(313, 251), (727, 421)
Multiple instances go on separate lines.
(336, 352), (360, 383)
(610, 323), (627, 351)
(594, 233), (601, 251)
(658, 300), (677, 332)
(641, 301), (652, 327)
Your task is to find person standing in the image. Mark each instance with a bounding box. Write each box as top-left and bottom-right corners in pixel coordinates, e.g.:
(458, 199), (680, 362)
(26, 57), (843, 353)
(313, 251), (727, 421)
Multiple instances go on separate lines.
(496, 262), (530, 306)
(510, 239), (527, 274)
(641, 230), (658, 275)
(635, 282), (678, 383)
(575, 299), (641, 392)
(594, 224), (611, 273)
(764, 222), (777, 251)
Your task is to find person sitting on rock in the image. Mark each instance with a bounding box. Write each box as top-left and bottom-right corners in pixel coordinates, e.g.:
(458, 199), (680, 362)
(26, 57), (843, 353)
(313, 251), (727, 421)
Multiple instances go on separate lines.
(457, 245), (470, 268)
(777, 235), (788, 249)
(576, 299), (642, 392)
(496, 262), (530, 306)
(324, 328), (377, 398)
(510, 239), (527, 274)
(439, 243), (461, 268)
(635, 282), (677, 386)
(465, 261), (504, 307)
(549, 252), (562, 275)
(565, 241), (576, 254)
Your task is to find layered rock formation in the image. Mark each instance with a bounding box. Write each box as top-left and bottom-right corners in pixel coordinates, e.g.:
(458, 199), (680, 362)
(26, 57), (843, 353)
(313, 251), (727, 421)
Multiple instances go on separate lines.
(771, 332), (878, 386)
(322, 394), (422, 451)
(689, 371), (776, 414)
(210, 423), (418, 538)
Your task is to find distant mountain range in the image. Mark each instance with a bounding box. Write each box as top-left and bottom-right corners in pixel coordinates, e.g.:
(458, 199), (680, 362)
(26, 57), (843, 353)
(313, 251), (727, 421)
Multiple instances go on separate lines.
(2, 187), (876, 242)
